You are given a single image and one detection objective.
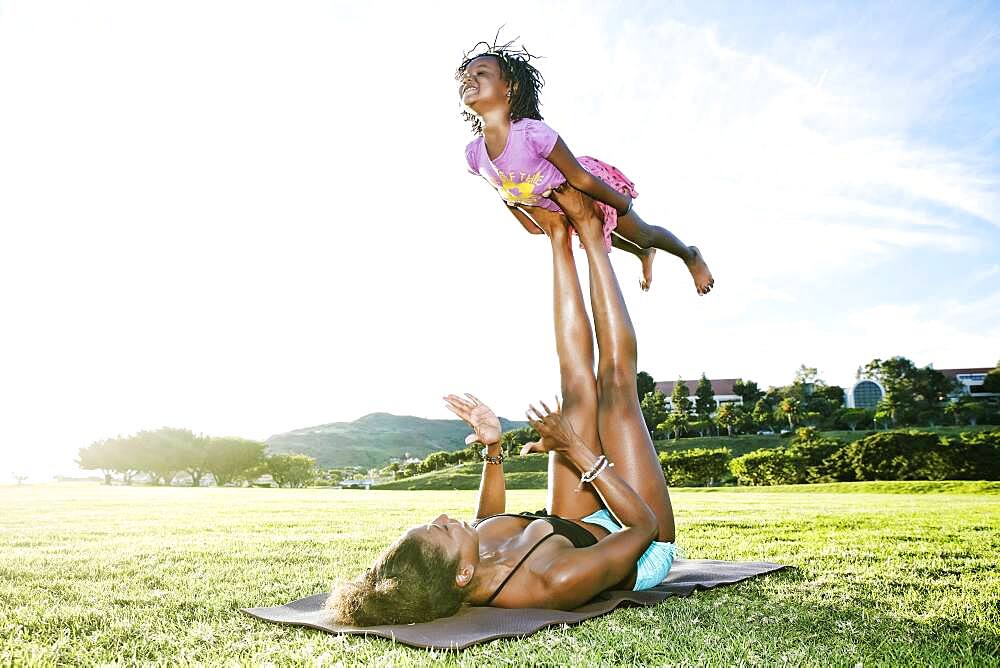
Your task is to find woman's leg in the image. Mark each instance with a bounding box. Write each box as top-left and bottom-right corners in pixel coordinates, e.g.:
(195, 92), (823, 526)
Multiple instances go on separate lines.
(614, 209), (714, 296)
(530, 210), (604, 518)
(555, 193), (676, 541)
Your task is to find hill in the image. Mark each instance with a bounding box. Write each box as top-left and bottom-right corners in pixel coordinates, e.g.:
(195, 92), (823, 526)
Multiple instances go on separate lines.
(264, 412), (527, 469)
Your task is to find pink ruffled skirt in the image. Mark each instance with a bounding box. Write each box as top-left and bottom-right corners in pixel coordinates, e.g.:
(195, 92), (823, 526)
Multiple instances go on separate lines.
(577, 156), (639, 252)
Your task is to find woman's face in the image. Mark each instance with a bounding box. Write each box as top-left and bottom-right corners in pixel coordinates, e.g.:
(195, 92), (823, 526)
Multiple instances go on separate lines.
(406, 513), (479, 565)
(458, 56), (508, 112)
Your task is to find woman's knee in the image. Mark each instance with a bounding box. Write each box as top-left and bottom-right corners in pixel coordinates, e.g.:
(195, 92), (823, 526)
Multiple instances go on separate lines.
(597, 361), (637, 400)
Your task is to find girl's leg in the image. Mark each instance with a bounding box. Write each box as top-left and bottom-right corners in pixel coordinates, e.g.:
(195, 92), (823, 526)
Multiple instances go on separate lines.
(534, 212), (604, 518)
(575, 204), (677, 541)
(614, 209), (714, 296)
(610, 233), (656, 292)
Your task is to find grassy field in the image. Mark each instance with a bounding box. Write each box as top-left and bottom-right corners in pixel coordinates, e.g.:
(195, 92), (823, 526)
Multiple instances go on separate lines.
(1, 483), (997, 666)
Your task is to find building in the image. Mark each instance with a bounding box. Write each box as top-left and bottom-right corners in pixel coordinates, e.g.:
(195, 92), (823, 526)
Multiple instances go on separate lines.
(938, 367), (997, 398)
(655, 378), (742, 410)
(846, 379), (884, 409)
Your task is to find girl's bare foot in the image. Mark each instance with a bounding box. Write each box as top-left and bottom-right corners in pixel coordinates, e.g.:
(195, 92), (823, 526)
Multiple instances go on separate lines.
(638, 247), (656, 292)
(685, 246), (714, 295)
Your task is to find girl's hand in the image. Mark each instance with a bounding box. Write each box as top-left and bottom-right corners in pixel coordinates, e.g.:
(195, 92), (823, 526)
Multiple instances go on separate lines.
(521, 397), (579, 455)
(443, 393), (501, 445)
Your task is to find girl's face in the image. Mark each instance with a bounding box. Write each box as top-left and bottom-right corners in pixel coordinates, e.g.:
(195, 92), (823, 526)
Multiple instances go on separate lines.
(458, 55), (509, 112)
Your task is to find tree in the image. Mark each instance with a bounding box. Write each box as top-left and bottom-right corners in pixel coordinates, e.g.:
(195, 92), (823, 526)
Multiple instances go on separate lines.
(982, 363), (1000, 393)
(779, 398), (800, 430)
(794, 365), (820, 385)
(204, 437), (266, 486)
(12, 473), (27, 485)
(836, 407), (871, 431)
(636, 371), (656, 402)
(694, 374), (716, 434)
(77, 438), (118, 485)
(499, 425), (540, 457)
(715, 403), (740, 436)
(179, 435), (210, 487)
(950, 397), (987, 426)
(863, 357), (954, 426)
(670, 378), (692, 415)
(659, 411), (689, 441)
(266, 453), (317, 488)
(134, 428), (192, 485)
(752, 399), (775, 432)
(640, 390), (669, 435)
(419, 451), (452, 473)
(732, 379), (764, 406)
(660, 379), (692, 440)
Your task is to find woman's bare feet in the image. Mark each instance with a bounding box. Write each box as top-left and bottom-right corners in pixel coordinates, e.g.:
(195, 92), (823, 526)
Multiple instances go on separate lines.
(685, 246), (714, 295)
(638, 247), (656, 292)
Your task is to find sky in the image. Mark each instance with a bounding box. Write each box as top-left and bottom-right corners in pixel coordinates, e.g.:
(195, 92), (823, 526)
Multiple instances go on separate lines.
(1, 1), (998, 481)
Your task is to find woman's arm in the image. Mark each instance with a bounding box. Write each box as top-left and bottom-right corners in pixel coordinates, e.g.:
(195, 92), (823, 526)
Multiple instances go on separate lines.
(506, 203), (545, 234)
(474, 438), (505, 519)
(545, 137), (632, 214)
(443, 393), (505, 519)
(523, 403), (657, 606)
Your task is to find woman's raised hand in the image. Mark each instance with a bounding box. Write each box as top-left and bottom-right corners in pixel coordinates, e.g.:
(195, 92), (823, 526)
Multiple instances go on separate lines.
(443, 393), (501, 445)
(521, 397), (580, 455)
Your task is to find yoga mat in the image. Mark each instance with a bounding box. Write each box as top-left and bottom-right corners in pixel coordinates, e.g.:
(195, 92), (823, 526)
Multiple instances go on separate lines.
(243, 558), (787, 649)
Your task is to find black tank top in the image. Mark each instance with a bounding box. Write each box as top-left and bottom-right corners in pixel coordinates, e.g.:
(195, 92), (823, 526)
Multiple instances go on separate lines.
(473, 510), (600, 605)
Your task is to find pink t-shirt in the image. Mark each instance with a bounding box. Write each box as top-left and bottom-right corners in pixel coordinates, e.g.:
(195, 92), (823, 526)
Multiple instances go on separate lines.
(465, 118), (566, 212)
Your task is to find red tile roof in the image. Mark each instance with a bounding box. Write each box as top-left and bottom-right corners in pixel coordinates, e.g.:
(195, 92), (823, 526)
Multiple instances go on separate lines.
(655, 378), (740, 396)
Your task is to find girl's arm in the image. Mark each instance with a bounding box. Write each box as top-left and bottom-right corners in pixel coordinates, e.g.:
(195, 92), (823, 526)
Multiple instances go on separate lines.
(545, 137), (632, 214)
(443, 394), (505, 518)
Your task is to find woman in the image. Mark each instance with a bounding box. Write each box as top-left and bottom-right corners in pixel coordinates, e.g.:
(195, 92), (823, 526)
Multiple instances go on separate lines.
(326, 186), (676, 625)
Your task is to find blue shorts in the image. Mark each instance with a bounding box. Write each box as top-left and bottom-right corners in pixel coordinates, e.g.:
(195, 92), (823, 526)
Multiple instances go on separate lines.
(581, 509), (677, 590)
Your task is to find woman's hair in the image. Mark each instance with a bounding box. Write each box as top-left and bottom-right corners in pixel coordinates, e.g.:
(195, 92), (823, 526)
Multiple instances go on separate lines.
(455, 35), (545, 135)
(325, 533), (465, 625)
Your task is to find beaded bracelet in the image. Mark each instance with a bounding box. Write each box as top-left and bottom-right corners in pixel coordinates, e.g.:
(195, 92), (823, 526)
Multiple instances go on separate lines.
(478, 444), (505, 465)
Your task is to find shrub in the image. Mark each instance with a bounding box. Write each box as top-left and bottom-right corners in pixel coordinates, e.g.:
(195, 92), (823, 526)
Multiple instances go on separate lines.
(938, 430), (1000, 480)
(729, 449), (799, 486)
(786, 428), (845, 483)
(815, 431), (946, 482)
(659, 448), (731, 486)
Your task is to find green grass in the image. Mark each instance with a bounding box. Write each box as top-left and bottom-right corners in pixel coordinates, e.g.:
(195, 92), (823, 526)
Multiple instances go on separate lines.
(1, 482), (998, 665)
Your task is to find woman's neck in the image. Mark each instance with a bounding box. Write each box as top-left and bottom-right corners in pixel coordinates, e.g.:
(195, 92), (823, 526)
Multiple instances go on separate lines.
(464, 550), (508, 606)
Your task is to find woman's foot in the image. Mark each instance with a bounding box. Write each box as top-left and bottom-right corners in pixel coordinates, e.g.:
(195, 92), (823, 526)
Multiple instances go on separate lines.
(685, 246), (714, 295)
(638, 247), (656, 292)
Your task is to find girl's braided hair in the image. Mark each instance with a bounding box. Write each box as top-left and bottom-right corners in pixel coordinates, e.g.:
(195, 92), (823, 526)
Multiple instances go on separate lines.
(456, 32), (545, 135)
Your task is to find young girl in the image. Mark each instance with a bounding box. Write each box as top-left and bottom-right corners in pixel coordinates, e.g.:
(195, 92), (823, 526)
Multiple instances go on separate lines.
(457, 42), (714, 295)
